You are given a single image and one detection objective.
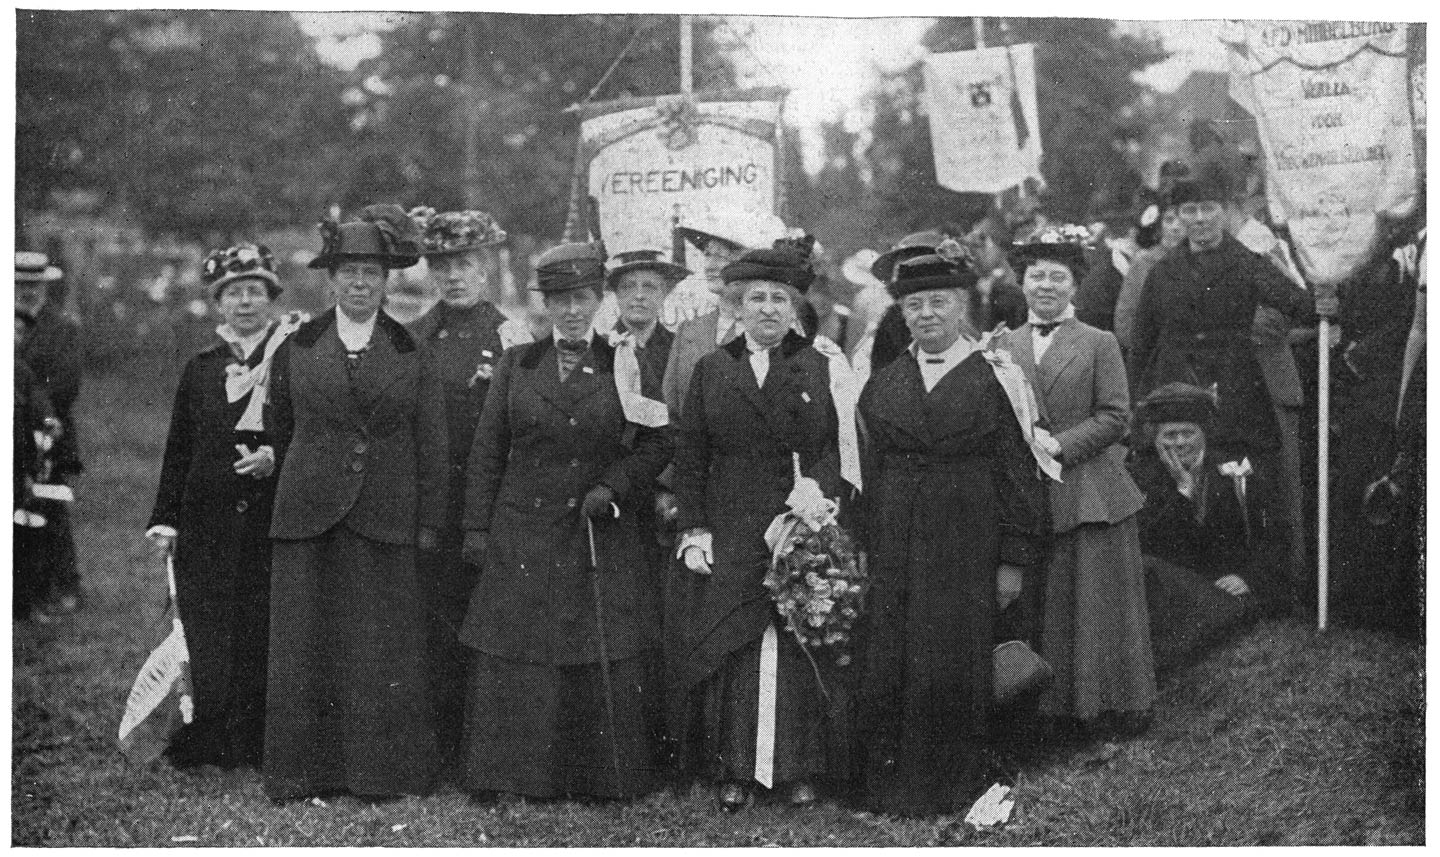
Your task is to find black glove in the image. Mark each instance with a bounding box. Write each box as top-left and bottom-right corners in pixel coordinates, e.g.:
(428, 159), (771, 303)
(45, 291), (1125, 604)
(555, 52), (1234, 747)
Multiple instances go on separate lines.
(461, 530), (489, 568)
(582, 484), (617, 519)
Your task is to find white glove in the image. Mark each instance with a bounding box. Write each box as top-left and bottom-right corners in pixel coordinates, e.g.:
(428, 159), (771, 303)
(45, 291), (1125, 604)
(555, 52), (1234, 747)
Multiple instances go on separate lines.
(678, 529), (714, 575)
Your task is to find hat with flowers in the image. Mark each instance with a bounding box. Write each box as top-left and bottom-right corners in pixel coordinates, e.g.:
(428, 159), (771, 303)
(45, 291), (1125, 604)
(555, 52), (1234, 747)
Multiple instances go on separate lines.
(409, 207), (508, 257)
(203, 243), (281, 300)
(1008, 223), (1097, 280)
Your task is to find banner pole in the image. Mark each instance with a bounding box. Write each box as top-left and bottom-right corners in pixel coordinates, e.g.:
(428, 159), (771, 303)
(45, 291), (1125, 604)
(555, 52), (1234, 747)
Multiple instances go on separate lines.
(1317, 317), (1330, 631)
(680, 16), (694, 95)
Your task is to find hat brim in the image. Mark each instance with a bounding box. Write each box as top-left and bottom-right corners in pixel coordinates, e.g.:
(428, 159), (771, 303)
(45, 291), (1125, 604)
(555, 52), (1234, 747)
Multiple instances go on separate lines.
(677, 226), (742, 253)
(1008, 243), (1087, 275)
(309, 252), (418, 271)
(420, 239), (506, 258)
(211, 269), (283, 300)
(887, 274), (973, 300)
(16, 267), (62, 283)
(871, 245), (935, 284)
(606, 261), (691, 289)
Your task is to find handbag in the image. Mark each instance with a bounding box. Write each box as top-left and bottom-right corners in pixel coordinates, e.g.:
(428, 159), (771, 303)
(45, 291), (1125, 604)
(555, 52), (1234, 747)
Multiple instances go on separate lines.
(993, 639), (1052, 703)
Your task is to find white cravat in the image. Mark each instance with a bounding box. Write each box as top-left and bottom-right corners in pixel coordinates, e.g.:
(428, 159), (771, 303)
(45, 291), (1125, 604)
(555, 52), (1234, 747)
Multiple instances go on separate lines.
(912, 334), (978, 392)
(335, 310), (377, 352)
(215, 324), (269, 361)
(746, 337), (772, 387)
(1029, 305), (1076, 361)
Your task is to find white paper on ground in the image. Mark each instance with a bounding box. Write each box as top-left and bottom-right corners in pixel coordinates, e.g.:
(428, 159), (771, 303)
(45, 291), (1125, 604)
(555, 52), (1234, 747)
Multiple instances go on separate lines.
(964, 783), (1015, 829)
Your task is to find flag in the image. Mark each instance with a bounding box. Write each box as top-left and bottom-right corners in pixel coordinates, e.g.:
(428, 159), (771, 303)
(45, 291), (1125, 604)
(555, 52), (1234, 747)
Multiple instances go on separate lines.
(923, 44), (1043, 194)
(117, 555), (194, 764)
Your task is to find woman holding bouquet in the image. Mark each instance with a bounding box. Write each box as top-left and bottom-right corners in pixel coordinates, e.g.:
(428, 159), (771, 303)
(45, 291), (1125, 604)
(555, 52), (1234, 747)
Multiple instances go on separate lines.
(856, 249), (1046, 818)
(672, 238), (861, 811)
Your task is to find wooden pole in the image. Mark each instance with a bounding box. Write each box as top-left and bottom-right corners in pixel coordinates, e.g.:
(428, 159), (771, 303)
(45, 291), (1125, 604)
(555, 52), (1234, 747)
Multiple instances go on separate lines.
(680, 15), (694, 94)
(1317, 317), (1330, 630)
(973, 17), (985, 49)
(462, 14), (482, 208)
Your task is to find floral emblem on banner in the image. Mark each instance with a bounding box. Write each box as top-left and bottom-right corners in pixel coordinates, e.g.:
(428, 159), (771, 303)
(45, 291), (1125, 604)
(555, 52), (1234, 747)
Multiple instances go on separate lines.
(655, 95), (700, 151)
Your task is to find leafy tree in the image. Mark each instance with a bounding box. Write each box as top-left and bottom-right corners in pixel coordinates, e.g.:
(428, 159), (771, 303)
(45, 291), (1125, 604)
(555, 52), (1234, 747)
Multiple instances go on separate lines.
(16, 10), (351, 239)
(342, 13), (735, 237)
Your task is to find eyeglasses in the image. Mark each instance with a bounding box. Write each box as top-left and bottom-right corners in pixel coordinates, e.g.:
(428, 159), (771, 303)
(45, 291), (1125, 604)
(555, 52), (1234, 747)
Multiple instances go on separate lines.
(1178, 201), (1223, 218)
(217, 282), (272, 301)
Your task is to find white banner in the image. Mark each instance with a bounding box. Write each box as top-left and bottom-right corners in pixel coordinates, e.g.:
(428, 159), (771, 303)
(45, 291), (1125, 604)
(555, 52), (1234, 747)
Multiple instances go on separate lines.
(1225, 21), (1418, 288)
(580, 92), (783, 257)
(922, 45), (1043, 195)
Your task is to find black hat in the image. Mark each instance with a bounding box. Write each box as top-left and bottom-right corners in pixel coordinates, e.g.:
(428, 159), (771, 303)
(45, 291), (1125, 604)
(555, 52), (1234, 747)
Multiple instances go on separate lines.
(410, 207), (507, 257)
(871, 229), (947, 285)
(533, 241), (607, 293)
(308, 204), (422, 271)
(605, 250), (691, 290)
(721, 236), (816, 294)
(887, 246), (978, 299)
(1008, 224), (1095, 280)
(1136, 382), (1218, 427)
(1169, 163), (1231, 208)
(203, 243), (282, 300)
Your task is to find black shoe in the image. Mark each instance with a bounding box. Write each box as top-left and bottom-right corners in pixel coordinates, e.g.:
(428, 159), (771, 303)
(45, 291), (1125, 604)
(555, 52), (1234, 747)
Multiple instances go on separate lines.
(717, 781), (749, 813)
(787, 780), (817, 807)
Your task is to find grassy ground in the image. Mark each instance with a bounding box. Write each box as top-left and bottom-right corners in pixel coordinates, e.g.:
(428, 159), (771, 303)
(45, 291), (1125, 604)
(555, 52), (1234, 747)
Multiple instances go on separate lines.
(11, 354), (1426, 846)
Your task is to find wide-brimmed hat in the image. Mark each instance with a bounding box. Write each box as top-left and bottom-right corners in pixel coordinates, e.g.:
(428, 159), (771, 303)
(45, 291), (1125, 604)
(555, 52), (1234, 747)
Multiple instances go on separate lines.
(871, 229), (948, 285)
(1136, 382), (1218, 427)
(533, 241), (608, 294)
(1008, 224), (1095, 280)
(677, 211), (787, 254)
(410, 207), (507, 257)
(203, 243), (282, 300)
(887, 242), (978, 299)
(1169, 162), (1231, 208)
(841, 249), (886, 291)
(721, 235), (817, 294)
(605, 250), (691, 290)
(308, 204), (422, 270)
(16, 251), (62, 283)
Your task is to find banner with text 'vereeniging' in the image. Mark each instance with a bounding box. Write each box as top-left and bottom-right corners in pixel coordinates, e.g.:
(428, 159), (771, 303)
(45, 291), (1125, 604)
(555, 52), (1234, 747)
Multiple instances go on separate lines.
(1225, 21), (1418, 289)
(923, 45), (1043, 195)
(576, 89), (785, 257)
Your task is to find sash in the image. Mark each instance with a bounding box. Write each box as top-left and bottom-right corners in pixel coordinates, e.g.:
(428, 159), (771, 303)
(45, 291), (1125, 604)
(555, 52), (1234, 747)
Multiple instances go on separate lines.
(978, 333), (1063, 482)
(224, 311), (309, 432)
(812, 335), (862, 492)
(606, 329), (668, 428)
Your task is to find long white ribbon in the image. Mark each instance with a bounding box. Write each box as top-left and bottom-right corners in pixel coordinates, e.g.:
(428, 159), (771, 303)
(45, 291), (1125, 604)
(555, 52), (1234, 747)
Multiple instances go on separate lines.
(607, 330), (669, 428)
(978, 336), (1063, 482)
(812, 335), (862, 492)
(754, 622), (779, 789)
(224, 311), (308, 432)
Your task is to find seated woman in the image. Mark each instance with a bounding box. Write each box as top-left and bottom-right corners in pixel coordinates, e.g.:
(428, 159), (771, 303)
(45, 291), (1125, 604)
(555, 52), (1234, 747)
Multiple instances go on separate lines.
(1129, 383), (1290, 674)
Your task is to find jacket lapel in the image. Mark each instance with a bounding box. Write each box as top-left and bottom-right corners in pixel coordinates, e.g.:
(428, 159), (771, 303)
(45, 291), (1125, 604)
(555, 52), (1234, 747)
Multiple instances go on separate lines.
(559, 337), (615, 408)
(527, 337), (573, 418)
(1038, 319), (1083, 396)
(720, 335), (773, 421)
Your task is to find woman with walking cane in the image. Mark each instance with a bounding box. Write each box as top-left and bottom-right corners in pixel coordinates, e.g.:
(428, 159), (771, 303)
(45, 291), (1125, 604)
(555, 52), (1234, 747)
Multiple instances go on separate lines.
(457, 241), (673, 802)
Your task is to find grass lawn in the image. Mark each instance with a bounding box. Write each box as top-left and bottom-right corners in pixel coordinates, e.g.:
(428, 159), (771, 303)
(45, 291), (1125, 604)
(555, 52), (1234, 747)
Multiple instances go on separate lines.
(11, 355), (1425, 846)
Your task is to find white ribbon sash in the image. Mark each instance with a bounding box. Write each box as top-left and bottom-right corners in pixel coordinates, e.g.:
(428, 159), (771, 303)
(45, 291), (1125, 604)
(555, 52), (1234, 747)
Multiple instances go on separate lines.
(978, 337), (1063, 482)
(812, 335), (862, 492)
(224, 311), (308, 432)
(755, 622), (779, 789)
(607, 330), (669, 428)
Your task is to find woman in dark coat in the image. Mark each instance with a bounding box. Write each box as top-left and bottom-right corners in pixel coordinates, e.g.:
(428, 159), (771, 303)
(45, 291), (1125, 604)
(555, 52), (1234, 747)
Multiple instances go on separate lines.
(263, 206), (448, 801)
(457, 242), (673, 801)
(145, 244), (297, 768)
(856, 250), (1046, 818)
(672, 239), (861, 811)
(1001, 228), (1155, 732)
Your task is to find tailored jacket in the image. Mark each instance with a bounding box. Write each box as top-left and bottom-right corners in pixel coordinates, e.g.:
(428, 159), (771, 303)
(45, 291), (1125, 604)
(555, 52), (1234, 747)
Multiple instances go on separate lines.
(267, 309), (449, 544)
(1002, 318), (1145, 532)
(459, 336), (673, 665)
(661, 309), (733, 420)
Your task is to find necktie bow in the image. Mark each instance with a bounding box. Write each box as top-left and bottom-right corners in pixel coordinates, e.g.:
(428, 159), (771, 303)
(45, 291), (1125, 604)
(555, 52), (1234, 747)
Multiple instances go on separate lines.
(557, 337), (589, 354)
(1033, 321), (1062, 336)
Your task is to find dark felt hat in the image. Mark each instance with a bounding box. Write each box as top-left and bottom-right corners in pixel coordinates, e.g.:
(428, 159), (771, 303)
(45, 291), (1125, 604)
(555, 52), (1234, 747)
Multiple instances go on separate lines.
(605, 250), (691, 290)
(1136, 382), (1219, 427)
(411, 207), (507, 257)
(721, 236), (817, 294)
(308, 204), (422, 270)
(203, 243), (282, 300)
(1169, 162), (1231, 207)
(1008, 224), (1095, 280)
(533, 241), (608, 293)
(871, 229), (947, 285)
(887, 248), (978, 299)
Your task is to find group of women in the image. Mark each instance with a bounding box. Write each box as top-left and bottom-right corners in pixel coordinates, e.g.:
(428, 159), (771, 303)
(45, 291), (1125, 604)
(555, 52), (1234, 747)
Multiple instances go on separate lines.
(146, 196), (1262, 819)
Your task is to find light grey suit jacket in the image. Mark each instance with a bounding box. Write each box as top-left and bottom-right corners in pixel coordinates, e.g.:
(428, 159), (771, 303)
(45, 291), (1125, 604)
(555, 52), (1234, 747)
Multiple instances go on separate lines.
(1002, 318), (1145, 532)
(662, 309), (738, 420)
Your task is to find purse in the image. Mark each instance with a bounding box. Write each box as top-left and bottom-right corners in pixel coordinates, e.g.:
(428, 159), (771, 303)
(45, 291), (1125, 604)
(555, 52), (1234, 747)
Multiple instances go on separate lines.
(993, 639), (1052, 704)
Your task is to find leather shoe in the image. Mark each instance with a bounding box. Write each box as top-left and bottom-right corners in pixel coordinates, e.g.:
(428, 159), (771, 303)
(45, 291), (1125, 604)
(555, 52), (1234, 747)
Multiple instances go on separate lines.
(788, 780), (817, 807)
(717, 781), (748, 813)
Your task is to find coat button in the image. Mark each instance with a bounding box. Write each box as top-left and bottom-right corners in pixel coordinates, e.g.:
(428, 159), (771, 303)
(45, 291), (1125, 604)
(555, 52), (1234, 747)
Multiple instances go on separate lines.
(569, 459), (579, 468)
(566, 497), (578, 509)
(235, 498), (249, 513)
(350, 460), (364, 473)
(353, 441), (368, 455)
(568, 417), (578, 426)
(534, 498), (544, 508)
(438, 329), (449, 339)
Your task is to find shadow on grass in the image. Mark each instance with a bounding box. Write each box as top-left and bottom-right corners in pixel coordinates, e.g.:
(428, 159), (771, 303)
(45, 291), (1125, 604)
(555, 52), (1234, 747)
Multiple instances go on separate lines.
(11, 356), (1426, 846)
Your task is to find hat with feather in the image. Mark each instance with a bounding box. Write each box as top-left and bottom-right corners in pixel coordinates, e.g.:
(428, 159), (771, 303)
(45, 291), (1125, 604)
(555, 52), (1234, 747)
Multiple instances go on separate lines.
(308, 204), (422, 271)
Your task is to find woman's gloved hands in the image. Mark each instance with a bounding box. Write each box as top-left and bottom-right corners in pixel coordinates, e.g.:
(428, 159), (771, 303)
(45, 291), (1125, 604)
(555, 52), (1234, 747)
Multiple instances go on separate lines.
(582, 485), (618, 519)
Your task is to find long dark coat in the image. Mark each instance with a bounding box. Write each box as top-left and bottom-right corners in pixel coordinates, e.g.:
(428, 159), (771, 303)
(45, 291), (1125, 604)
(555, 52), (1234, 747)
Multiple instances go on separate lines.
(671, 331), (845, 693)
(147, 335), (281, 765)
(1129, 234), (1308, 452)
(459, 336), (673, 665)
(263, 308), (448, 800)
(856, 348), (1046, 818)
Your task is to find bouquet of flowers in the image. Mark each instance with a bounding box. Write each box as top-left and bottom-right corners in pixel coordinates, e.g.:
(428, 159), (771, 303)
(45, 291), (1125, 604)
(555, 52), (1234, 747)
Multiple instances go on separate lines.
(762, 454), (868, 667)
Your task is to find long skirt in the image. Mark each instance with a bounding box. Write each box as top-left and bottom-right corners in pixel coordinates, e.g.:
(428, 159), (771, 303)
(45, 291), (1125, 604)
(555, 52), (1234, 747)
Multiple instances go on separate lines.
(462, 652), (665, 799)
(416, 528), (478, 773)
(263, 525), (437, 801)
(683, 628), (843, 790)
(1144, 556), (1250, 674)
(1038, 517), (1156, 720)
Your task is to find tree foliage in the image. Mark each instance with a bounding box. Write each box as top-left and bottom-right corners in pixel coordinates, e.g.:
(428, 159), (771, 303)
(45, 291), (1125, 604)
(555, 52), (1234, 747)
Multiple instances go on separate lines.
(16, 10), (352, 239)
(343, 13), (735, 237)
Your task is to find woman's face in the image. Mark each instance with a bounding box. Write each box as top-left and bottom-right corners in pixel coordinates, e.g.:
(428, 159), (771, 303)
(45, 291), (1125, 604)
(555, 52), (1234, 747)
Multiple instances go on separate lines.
(900, 287), (969, 353)
(330, 261), (388, 321)
(737, 281), (796, 348)
(1021, 259), (1077, 321)
(542, 287), (602, 341)
(614, 270), (670, 333)
(1154, 421), (1206, 471)
(428, 249), (491, 308)
(703, 239), (742, 295)
(1160, 207), (1185, 249)
(216, 278), (274, 337)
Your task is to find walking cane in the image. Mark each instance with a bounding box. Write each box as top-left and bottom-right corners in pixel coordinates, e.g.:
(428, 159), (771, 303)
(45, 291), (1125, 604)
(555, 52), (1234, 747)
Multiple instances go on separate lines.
(587, 512), (625, 795)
